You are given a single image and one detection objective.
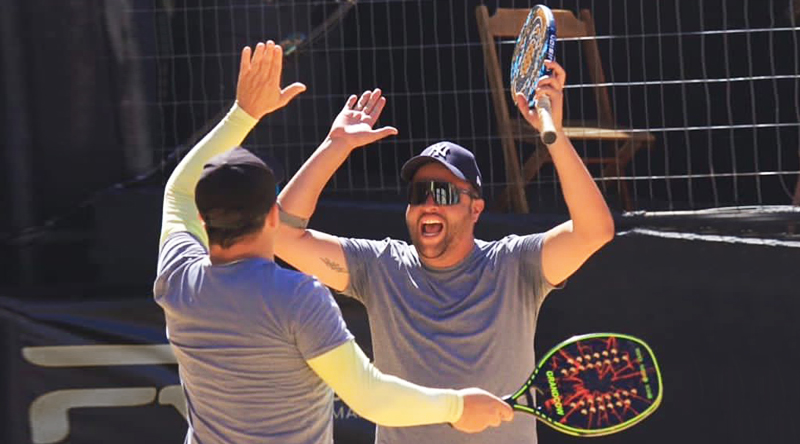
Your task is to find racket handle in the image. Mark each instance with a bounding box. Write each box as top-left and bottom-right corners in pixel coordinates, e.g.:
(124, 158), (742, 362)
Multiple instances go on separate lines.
(536, 95), (558, 145)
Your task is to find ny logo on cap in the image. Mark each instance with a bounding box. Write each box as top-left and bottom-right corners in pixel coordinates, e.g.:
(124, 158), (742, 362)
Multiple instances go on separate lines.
(429, 145), (450, 160)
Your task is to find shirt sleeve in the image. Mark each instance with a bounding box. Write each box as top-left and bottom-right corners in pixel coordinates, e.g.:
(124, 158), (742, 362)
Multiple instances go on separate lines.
(509, 233), (563, 301)
(291, 279), (355, 361)
(339, 237), (391, 303)
(153, 232), (207, 299)
(306, 339), (464, 427)
(159, 103), (258, 250)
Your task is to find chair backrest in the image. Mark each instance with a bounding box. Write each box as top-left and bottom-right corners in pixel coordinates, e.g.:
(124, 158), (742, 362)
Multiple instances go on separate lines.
(476, 6), (615, 128)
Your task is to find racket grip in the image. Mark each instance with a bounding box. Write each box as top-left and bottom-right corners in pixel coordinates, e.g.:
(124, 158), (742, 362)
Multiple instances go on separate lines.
(536, 95), (558, 145)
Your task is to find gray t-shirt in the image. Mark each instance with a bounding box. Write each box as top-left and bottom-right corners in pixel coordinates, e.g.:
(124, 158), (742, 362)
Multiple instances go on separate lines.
(341, 234), (556, 444)
(154, 232), (354, 444)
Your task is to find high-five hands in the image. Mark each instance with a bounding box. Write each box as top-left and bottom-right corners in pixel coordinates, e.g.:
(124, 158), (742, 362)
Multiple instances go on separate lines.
(236, 41), (307, 119)
(515, 60), (567, 134)
(327, 88), (399, 149)
(451, 388), (514, 433)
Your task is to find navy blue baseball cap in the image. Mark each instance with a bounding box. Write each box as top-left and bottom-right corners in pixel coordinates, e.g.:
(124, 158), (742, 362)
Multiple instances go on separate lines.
(195, 147), (285, 229)
(401, 141), (483, 195)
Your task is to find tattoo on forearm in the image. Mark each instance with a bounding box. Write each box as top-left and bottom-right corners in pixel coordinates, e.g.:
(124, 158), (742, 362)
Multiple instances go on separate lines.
(321, 257), (347, 273)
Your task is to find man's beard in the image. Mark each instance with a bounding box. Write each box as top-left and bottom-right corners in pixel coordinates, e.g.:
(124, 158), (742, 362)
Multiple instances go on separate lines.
(407, 217), (466, 261)
(410, 229), (452, 260)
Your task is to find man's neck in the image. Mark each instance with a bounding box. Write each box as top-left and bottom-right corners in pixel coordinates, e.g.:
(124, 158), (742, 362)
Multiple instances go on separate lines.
(209, 239), (274, 265)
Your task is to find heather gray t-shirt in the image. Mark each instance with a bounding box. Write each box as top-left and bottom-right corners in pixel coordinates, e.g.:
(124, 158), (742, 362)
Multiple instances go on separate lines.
(154, 232), (354, 444)
(341, 234), (557, 444)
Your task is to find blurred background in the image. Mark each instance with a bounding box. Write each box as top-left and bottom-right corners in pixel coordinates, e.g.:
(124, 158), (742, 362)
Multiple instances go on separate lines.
(1, 1), (799, 443)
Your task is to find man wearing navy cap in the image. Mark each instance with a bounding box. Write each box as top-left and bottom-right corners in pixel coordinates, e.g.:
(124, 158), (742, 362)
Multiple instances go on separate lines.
(275, 59), (614, 444)
(154, 41), (512, 444)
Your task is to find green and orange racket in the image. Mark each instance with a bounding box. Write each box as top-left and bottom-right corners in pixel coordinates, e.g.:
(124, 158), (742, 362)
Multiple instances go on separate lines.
(504, 333), (663, 437)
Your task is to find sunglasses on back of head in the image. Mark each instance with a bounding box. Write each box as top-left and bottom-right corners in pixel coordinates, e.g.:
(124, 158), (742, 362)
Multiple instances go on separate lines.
(407, 181), (480, 206)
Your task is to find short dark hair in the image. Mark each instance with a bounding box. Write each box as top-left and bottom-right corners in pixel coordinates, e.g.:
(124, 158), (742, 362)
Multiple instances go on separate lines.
(205, 212), (267, 249)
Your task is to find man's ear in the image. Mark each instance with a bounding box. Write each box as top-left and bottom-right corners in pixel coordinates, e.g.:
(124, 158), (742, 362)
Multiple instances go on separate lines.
(198, 212), (207, 228)
(471, 198), (485, 223)
(266, 203), (280, 229)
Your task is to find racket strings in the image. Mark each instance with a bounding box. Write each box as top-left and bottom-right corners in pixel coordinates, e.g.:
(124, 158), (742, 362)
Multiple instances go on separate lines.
(543, 340), (660, 428)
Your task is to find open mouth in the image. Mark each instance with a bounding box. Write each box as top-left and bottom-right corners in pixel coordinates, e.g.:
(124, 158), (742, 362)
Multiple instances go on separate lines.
(422, 222), (443, 237)
(420, 219), (445, 238)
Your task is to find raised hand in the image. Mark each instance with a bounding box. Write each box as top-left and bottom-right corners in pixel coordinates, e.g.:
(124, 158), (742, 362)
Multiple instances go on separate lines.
(326, 88), (398, 150)
(515, 60), (566, 133)
(451, 388), (514, 433)
(236, 41), (307, 119)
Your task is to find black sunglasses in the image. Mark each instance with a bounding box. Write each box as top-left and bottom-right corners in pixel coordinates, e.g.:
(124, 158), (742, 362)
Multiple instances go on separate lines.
(407, 181), (480, 206)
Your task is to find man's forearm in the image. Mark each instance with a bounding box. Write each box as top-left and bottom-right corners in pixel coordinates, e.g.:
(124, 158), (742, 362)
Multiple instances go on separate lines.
(307, 340), (463, 426)
(159, 103), (258, 247)
(277, 138), (353, 219)
(548, 132), (614, 237)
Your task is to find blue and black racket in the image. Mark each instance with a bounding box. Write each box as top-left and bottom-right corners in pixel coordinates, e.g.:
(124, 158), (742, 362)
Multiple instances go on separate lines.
(504, 333), (663, 437)
(510, 4), (558, 144)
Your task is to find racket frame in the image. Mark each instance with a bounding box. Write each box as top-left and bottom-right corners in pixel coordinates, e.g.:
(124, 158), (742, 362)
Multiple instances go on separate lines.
(506, 332), (663, 437)
(510, 5), (558, 144)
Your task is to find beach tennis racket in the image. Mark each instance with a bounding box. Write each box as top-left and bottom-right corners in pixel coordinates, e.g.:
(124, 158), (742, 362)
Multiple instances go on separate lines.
(504, 333), (662, 437)
(510, 5), (558, 145)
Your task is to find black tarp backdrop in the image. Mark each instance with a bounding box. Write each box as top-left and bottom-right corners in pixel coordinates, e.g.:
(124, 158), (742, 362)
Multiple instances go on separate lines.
(2, 196), (800, 444)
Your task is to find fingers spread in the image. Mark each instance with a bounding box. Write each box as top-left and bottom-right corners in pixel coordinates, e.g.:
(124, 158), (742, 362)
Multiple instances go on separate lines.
(239, 46), (252, 75)
(264, 42), (279, 86)
(372, 126), (398, 138)
(343, 94), (358, 111)
(280, 82), (307, 106)
(371, 96), (388, 120)
(269, 43), (283, 86)
(364, 88), (382, 114)
(356, 90), (371, 110)
(252, 41), (266, 69)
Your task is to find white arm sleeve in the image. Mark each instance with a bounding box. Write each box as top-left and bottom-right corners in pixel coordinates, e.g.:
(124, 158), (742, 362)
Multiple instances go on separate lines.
(159, 103), (258, 249)
(306, 339), (464, 426)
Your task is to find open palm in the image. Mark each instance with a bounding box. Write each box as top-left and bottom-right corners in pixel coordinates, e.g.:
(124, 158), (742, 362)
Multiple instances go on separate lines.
(236, 41), (306, 120)
(327, 89), (398, 149)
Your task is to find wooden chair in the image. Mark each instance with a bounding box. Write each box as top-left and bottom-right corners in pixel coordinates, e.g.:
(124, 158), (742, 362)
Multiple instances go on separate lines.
(476, 5), (656, 212)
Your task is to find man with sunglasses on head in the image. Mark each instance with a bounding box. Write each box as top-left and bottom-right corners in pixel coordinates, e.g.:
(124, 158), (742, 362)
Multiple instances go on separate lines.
(276, 60), (614, 444)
